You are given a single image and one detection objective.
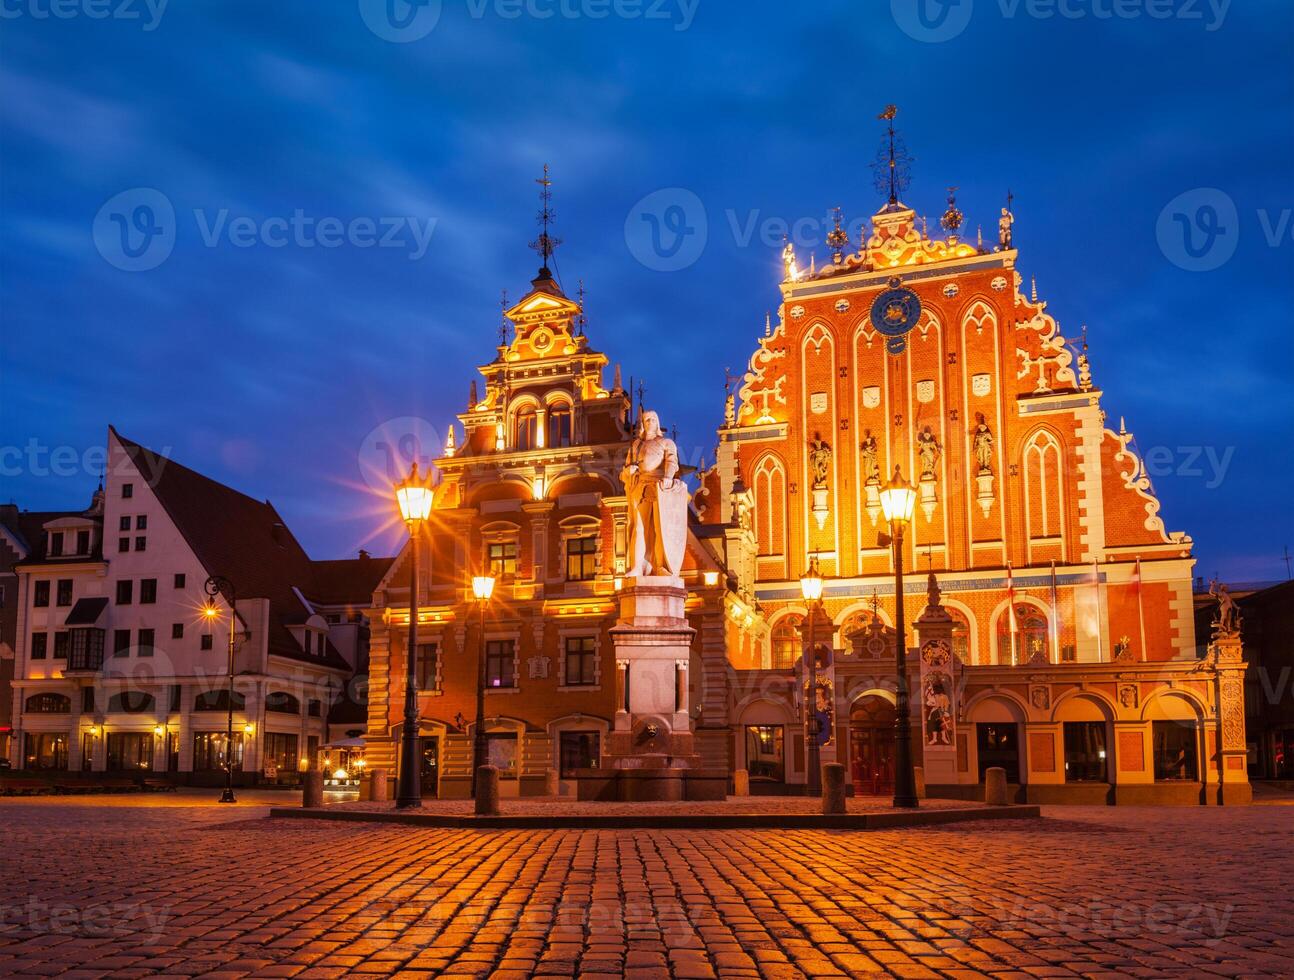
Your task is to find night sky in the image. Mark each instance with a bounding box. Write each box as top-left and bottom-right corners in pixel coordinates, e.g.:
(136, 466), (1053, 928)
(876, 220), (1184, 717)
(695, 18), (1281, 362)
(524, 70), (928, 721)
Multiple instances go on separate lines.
(1, 0), (1290, 583)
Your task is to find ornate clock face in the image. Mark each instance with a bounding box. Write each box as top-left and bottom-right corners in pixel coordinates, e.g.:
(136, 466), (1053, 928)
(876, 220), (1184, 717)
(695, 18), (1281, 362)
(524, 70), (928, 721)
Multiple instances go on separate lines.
(871, 284), (922, 339)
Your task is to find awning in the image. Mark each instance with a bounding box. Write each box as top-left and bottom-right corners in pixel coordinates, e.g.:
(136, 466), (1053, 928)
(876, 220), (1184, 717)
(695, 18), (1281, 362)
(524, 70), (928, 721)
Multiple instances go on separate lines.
(64, 597), (109, 626)
(326, 737), (366, 749)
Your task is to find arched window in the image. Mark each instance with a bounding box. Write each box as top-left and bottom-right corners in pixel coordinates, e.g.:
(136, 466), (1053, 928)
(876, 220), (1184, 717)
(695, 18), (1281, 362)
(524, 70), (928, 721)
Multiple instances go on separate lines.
(265, 691), (301, 714)
(108, 691), (155, 713)
(753, 454), (787, 558)
(514, 407), (538, 452)
(25, 692), (71, 713)
(547, 404), (573, 448)
(770, 616), (802, 670)
(194, 689), (246, 711)
(1024, 430), (1065, 542)
(996, 604), (1049, 665)
(948, 607), (971, 663)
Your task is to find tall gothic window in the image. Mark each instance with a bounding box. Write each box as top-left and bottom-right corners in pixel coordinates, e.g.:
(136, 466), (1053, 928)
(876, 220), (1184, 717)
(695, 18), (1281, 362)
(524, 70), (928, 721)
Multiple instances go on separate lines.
(753, 454), (787, 558)
(547, 405), (573, 448)
(770, 616), (802, 670)
(514, 408), (538, 452)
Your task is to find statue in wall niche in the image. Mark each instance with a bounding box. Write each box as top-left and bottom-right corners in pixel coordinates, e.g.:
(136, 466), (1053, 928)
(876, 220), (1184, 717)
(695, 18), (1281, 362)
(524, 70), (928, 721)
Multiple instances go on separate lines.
(860, 430), (881, 485)
(1209, 579), (1241, 638)
(809, 433), (832, 489)
(917, 426), (941, 479)
(622, 410), (688, 578)
(972, 413), (995, 475)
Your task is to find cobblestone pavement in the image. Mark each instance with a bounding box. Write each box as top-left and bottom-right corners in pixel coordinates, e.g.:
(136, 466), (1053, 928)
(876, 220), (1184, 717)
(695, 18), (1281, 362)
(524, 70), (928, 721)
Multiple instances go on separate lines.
(1, 795), (1292, 978)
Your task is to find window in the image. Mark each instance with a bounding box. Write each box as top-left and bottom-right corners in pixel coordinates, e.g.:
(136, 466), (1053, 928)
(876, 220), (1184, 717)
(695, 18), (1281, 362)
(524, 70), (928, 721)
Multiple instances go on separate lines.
(136, 515), (147, 530)
(201, 634), (213, 651)
(565, 535), (598, 581)
(50, 532), (64, 557)
(82, 687), (95, 713)
(559, 731), (600, 777)
(52, 631), (69, 659)
(514, 408), (538, 451)
(1063, 722), (1108, 782)
(770, 617), (802, 670)
(25, 692), (70, 713)
(485, 732), (517, 774)
(122, 483), (133, 498)
(485, 639), (516, 688)
(1152, 721), (1198, 782)
(23, 733), (68, 771)
(308, 699), (321, 718)
(34, 580), (50, 607)
(192, 732), (242, 772)
(75, 529), (90, 555)
(116, 580), (133, 605)
(55, 579), (73, 606)
(194, 689), (246, 711)
(30, 632), (48, 660)
(265, 691), (301, 714)
(264, 732), (300, 773)
(547, 405), (573, 448)
(107, 733), (152, 770)
(745, 725), (786, 782)
(415, 643), (438, 691)
(135, 536), (147, 552)
(996, 605), (1049, 665)
(113, 630), (131, 657)
(948, 608), (970, 663)
(564, 636), (597, 686)
(107, 691), (155, 713)
(137, 628), (155, 657)
(119, 538), (130, 553)
(976, 723), (1021, 783)
(120, 516), (132, 531)
(487, 540), (518, 580)
(174, 573), (186, 589)
(140, 579), (157, 604)
(172, 623), (184, 639)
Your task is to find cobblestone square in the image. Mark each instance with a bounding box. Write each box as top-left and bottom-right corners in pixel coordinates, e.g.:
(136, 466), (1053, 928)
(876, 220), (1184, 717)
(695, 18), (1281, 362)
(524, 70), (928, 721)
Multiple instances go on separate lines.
(1, 792), (1292, 977)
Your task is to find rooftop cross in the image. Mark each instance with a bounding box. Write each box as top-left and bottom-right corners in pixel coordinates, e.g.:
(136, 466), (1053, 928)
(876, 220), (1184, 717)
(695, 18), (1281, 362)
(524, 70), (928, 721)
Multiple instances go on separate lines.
(529, 163), (562, 276)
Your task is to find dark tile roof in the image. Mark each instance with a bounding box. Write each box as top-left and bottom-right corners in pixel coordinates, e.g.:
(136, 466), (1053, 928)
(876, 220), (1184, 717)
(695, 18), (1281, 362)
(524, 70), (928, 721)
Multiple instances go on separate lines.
(308, 555), (395, 606)
(112, 428), (349, 672)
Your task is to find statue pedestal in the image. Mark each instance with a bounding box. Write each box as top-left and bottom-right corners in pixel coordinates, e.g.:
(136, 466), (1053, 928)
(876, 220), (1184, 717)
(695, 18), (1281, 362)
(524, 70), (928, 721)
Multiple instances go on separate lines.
(573, 576), (726, 801)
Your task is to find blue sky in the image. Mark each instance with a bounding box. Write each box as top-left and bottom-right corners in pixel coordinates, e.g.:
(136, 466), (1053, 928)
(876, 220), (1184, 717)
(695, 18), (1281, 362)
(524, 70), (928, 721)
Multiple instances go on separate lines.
(1, 0), (1291, 583)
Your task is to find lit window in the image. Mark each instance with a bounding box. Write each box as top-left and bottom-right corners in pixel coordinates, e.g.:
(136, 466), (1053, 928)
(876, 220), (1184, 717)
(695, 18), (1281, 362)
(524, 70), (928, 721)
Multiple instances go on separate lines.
(565, 536), (598, 581)
(514, 408), (537, 452)
(487, 540), (518, 580)
(485, 640), (516, 688)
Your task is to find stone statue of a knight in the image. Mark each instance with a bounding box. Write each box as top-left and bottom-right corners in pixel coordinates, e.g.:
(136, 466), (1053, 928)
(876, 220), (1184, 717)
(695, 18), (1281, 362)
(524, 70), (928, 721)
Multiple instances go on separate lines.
(622, 410), (688, 578)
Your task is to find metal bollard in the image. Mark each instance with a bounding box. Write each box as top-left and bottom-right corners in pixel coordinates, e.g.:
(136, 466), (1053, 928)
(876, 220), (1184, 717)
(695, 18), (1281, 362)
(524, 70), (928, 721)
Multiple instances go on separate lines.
(302, 770), (324, 808)
(369, 767), (389, 802)
(984, 766), (1009, 806)
(821, 763), (847, 815)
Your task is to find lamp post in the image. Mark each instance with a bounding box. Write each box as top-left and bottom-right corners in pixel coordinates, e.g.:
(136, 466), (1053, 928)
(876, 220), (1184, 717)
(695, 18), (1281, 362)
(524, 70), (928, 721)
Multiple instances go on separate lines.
(395, 462), (433, 809)
(470, 573), (496, 797)
(879, 466), (919, 809)
(799, 556), (825, 797)
(203, 575), (238, 804)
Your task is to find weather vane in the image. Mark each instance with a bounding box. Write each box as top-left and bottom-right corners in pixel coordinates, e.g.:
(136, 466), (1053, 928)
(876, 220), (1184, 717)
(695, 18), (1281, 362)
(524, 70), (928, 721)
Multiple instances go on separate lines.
(529, 163), (562, 274)
(873, 105), (914, 206)
(498, 288), (510, 346)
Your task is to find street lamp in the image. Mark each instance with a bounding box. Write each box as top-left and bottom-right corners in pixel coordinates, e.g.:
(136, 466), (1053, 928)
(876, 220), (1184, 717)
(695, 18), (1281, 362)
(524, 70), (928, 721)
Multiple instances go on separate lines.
(470, 573), (496, 797)
(395, 462), (433, 809)
(203, 575), (239, 804)
(799, 555), (825, 797)
(879, 466), (919, 809)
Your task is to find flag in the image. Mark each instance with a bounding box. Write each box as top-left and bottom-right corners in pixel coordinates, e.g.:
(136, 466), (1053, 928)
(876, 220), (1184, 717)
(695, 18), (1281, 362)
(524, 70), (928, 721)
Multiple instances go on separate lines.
(1049, 559), (1060, 661)
(1006, 562), (1019, 664)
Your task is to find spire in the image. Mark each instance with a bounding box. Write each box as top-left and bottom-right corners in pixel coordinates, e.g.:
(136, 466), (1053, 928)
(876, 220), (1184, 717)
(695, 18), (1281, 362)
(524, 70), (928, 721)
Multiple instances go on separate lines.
(1030, 275), (1038, 303)
(764, 311), (771, 337)
(529, 163), (562, 279)
(576, 278), (587, 335)
(940, 186), (963, 241)
(826, 206), (849, 264)
(612, 363), (623, 393)
(873, 104), (913, 209)
(468, 380), (478, 410)
(498, 288), (510, 347)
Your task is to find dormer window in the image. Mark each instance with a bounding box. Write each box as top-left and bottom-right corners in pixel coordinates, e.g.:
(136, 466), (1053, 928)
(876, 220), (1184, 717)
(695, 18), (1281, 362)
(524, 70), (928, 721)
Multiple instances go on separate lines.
(49, 532), (64, 557)
(75, 530), (89, 555)
(547, 405), (573, 448)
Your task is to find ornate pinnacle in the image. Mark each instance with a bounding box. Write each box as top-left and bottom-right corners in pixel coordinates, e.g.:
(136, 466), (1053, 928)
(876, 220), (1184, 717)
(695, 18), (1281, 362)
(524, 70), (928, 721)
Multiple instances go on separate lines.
(826, 206), (849, 263)
(940, 186), (963, 238)
(529, 164), (562, 275)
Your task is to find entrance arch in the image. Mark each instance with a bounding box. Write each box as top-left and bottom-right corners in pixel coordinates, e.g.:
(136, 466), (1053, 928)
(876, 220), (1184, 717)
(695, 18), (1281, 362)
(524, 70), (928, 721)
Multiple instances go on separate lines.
(850, 693), (896, 796)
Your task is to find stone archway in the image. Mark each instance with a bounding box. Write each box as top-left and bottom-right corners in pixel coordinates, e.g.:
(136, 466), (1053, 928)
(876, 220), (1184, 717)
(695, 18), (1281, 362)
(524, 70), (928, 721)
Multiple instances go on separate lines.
(849, 694), (896, 796)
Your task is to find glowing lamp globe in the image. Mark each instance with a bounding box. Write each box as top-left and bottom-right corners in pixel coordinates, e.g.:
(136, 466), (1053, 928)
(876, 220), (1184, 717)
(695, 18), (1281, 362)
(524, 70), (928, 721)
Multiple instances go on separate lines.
(880, 467), (917, 526)
(799, 557), (824, 603)
(395, 463), (433, 524)
(472, 575), (496, 601)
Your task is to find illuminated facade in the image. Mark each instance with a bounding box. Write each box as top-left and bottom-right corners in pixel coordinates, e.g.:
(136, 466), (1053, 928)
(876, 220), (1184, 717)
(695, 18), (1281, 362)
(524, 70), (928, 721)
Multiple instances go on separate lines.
(700, 187), (1251, 804)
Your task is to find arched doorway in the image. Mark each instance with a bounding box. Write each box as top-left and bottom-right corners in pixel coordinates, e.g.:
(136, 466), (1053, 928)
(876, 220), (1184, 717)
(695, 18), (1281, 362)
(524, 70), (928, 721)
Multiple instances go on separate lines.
(850, 695), (896, 796)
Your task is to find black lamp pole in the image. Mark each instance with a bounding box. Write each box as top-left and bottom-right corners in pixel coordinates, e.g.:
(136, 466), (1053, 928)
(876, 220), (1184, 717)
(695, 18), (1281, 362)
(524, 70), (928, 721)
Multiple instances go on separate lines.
(891, 521), (919, 809)
(204, 575), (238, 805)
(471, 591), (488, 797)
(396, 522), (421, 808)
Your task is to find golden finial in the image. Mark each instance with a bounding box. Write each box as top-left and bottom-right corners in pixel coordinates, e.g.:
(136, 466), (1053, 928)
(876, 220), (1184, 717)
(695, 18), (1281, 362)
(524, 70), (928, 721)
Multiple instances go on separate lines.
(940, 186), (963, 241)
(826, 206), (849, 264)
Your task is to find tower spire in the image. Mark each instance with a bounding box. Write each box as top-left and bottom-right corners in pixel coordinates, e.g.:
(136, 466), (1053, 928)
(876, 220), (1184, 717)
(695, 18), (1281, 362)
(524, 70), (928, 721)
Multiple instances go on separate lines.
(529, 163), (562, 278)
(873, 105), (912, 208)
